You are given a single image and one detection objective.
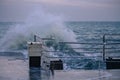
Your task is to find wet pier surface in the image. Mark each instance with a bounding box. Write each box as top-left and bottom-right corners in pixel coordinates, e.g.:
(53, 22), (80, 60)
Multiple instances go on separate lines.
(50, 70), (120, 80)
(0, 56), (29, 80)
(0, 52), (120, 80)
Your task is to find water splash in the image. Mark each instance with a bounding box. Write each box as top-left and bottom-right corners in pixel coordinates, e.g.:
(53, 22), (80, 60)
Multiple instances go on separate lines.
(0, 8), (78, 51)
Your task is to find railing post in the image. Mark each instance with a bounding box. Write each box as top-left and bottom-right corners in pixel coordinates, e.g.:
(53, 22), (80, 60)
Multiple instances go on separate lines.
(34, 35), (36, 42)
(103, 34), (106, 61)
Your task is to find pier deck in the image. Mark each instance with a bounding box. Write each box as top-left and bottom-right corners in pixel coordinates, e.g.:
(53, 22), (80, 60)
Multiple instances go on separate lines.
(49, 70), (120, 80)
(0, 56), (29, 80)
(0, 56), (120, 80)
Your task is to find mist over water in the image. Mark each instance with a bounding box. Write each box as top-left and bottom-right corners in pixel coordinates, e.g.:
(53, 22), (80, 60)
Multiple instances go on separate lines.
(0, 8), (78, 51)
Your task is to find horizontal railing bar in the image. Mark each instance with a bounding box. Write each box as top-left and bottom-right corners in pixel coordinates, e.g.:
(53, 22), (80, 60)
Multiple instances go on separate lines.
(105, 49), (120, 51)
(106, 55), (120, 59)
(106, 40), (120, 41)
(46, 56), (102, 58)
(105, 48), (120, 50)
(59, 42), (120, 45)
(105, 51), (120, 53)
(41, 38), (55, 40)
(69, 48), (120, 49)
(106, 61), (120, 62)
(104, 34), (120, 36)
(35, 34), (54, 40)
(67, 48), (103, 49)
(44, 50), (102, 53)
(59, 42), (103, 45)
(106, 43), (120, 45)
(44, 49), (120, 53)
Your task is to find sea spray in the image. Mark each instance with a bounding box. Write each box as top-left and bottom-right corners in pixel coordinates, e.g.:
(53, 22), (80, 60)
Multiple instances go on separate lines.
(0, 8), (78, 51)
(0, 9), (106, 69)
(0, 8), (81, 69)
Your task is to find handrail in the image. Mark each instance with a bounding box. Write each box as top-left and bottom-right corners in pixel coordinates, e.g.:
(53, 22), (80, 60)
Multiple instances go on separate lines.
(34, 34), (55, 46)
(34, 34), (55, 41)
(46, 56), (102, 59)
(34, 34), (120, 62)
(44, 50), (102, 54)
(103, 34), (120, 61)
(59, 42), (103, 45)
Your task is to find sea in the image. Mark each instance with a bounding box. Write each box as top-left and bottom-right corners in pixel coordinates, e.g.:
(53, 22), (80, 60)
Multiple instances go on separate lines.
(0, 21), (120, 68)
(0, 21), (120, 80)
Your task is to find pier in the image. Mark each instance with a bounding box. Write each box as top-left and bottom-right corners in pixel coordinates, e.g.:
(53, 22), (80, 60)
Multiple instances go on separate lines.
(0, 34), (120, 80)
(0, 56), (120, 80)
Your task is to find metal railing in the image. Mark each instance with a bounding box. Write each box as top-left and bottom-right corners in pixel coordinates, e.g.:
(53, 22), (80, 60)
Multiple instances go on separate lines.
(34, 34), (120, 67)
(103, 34), (120, 61)
(34, 34), (120, 60)
(33, 34), (120, 79)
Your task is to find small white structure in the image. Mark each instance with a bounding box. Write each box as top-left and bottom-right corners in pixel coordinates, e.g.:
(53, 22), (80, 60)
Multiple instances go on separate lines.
(28, 42), (51, 70)
(28, 42), (43, 67)
(28, 41), (63, 70)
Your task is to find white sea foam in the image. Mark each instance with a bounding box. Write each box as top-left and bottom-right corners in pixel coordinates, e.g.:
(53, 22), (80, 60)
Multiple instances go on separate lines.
(0, 8), (78, 51)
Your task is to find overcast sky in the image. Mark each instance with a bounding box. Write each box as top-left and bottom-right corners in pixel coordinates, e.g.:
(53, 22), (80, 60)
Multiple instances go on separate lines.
(0, 0), (120, 22)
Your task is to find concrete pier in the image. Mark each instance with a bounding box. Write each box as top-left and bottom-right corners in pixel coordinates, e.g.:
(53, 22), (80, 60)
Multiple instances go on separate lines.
(0, 53), (120, 80)
(0, 56), (29, 80)
(49, 70), (120, 80)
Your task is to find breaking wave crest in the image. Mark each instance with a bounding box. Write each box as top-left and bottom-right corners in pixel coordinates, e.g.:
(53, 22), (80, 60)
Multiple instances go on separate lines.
(0, 8), (104, 69)
(0, 8), (78, 51)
